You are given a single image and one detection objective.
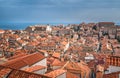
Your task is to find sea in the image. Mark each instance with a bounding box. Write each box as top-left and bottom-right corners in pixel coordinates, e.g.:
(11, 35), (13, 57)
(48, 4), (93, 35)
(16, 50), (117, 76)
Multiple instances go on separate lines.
(0, 22), (120, 30)
(0, 22), (74, 30)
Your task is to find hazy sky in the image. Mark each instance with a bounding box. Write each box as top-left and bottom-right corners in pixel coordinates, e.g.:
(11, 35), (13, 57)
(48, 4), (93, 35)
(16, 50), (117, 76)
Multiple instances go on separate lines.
(0, 0), (120, 23)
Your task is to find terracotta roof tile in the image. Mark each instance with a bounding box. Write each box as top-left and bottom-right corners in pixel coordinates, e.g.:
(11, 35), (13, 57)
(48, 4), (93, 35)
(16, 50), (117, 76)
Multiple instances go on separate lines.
(103, 71), (120, 78)
(24, 65), (46, 72)
(0, 65), (50, 78)
(96, 72), (103, 78)
(0, 67), (12, 78)
(51, 59), (66, 66)
(8, 53), (27, 60)
(22, 52), (45, 66)
(0, 29), (5, 34)
(45, 69), (66, 78)
(61, 41), (67, 46)
(63, 61), (91, 78)
(17, 40), (23, 44)
(8, 69), (50, 78)
(51, 59), (61, 66)
(66, 72), (79, 78)
(52, 53), (60, 58)
(2, 57), (27, 69)
(2, 52), (45, 69)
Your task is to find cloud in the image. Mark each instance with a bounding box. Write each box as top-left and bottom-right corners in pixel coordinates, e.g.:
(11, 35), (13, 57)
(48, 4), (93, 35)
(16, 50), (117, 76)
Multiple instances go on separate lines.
(0, 0), (120, 8)
(0, 0), (120, 23)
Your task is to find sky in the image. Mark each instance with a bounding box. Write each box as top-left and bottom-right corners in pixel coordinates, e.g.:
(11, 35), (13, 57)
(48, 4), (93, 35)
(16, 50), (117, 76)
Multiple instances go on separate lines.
(0, 0), (120, 24)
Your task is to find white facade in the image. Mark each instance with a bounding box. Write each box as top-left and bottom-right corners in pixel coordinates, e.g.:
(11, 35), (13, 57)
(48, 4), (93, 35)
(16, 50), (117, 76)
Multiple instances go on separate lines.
(85, 56), (94, 60)
(52, 66), (61, 70)
(34, 68), (46, 74)
(16, 37), (21, 41)
(0, 53), (2, 56)
(56, 73), (66, 78)
(73, 34), (78, 40)
(22, 42), (28, 46)
(32, 58), (47, 67)
(81, 37), (86, 45)
(46, 26), (52, 32)
(108, 66), (120, 73)
(20, 65), (29, 70)
(11, 31), (15, 34)
(16, 47), (22, 49)
(32, 58), (47, 72)
(106, 43), (112, 50)
(64, 42), (69, 52)
(85, 54), (94, 62)
(6, 39), (9, 42)
(44, 52), (48, 57)
(32, 27), (35, 31)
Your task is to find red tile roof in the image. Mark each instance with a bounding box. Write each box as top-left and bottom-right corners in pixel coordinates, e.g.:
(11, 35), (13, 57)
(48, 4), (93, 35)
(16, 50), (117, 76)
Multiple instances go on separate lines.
(3, 57), (27, 69)
(52, 53), (60, 58)
(51, 59), (66, 66)
(8, 69), (49, 78)
(103, 71), (120, 78)
(106, 55), (120, 67)
(96, 72), (103, 78)
(62, 61), (91, 78)
(66, 72), (79, 78)
(24, 65), (46, 72)
(8, 53), (27, 60)
(45, 69), (66, 78)
(22, 52), (45, 66)
(0, 29), (5, 34)
(51, 59), (61, 66)
(2, 52), (45, 69)
(0, 67), (12, 78)
(61, 41), (67, 46)
(0, 65), (50, 78)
